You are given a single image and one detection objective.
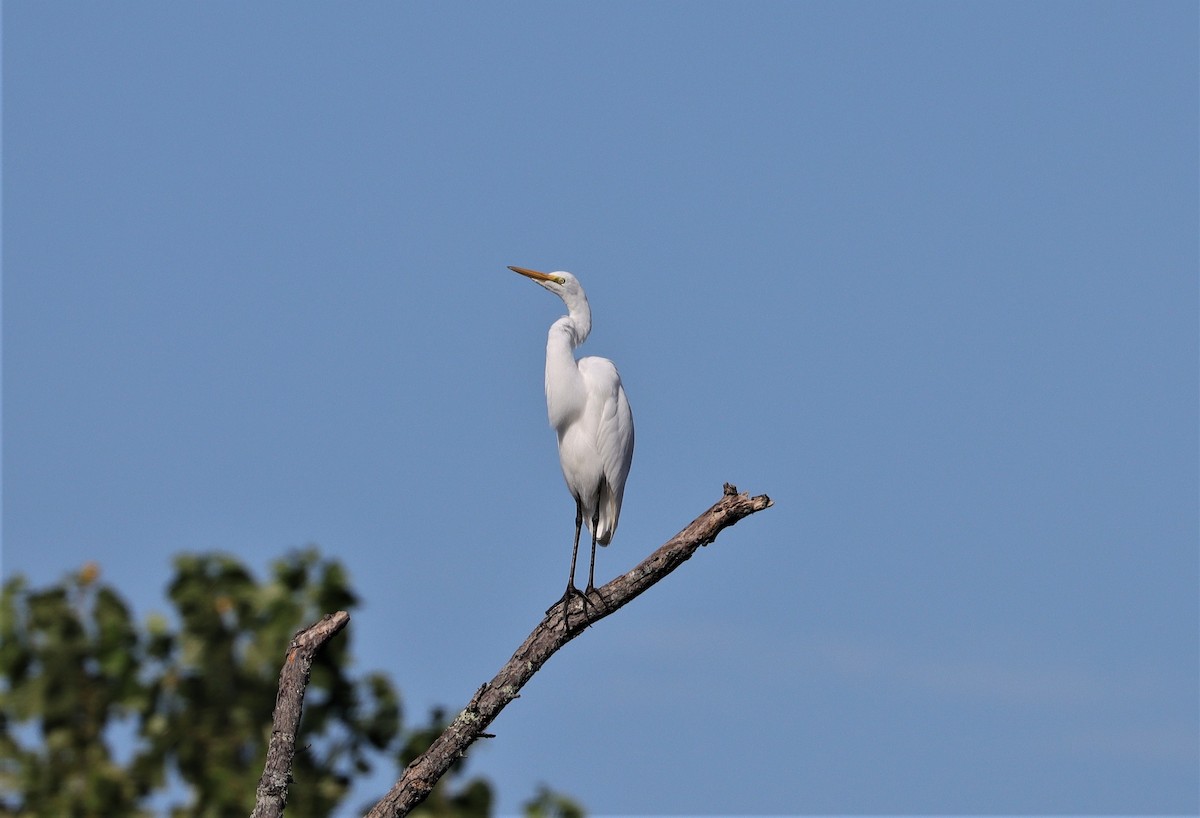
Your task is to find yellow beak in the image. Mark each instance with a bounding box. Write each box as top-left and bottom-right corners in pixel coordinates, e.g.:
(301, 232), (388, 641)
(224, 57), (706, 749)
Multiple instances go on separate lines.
(509, 265), (565, 284)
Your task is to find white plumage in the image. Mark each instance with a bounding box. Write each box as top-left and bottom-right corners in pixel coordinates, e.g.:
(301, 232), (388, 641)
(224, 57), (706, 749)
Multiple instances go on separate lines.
(510, 265), (634, 619)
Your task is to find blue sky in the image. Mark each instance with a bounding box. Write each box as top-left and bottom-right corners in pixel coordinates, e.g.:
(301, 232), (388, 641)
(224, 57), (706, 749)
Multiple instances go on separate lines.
(3, 2), (1197, 815)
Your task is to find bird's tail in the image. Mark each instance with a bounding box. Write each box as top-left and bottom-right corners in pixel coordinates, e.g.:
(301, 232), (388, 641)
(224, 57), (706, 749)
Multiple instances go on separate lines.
(594, 478), (622, 546)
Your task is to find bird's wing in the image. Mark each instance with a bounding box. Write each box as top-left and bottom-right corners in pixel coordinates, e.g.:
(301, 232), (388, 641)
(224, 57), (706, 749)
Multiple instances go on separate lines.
(603, 378), (635, 497)
(579, 356), (635, 543)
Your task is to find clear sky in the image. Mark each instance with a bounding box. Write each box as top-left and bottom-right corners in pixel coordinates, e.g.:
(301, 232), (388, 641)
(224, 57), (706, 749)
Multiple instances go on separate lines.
(3, 2), (1197, 815)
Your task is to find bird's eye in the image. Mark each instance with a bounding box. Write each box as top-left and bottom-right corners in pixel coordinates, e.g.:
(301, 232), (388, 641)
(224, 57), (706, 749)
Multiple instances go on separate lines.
(554, 276), (566, 285)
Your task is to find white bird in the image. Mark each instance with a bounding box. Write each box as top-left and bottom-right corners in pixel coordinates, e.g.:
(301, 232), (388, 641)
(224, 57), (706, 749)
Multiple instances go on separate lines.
(509, 265), (635, 624)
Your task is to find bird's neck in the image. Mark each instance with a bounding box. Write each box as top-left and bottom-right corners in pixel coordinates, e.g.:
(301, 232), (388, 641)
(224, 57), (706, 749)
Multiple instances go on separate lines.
(553, 295), (591, 348)
(544, 307), (591, 432)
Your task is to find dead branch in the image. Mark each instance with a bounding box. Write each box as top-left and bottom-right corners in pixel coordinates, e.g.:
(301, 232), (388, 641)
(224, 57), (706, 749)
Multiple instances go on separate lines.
(250, 610), (351, 818)
(363, 483), (773, 818)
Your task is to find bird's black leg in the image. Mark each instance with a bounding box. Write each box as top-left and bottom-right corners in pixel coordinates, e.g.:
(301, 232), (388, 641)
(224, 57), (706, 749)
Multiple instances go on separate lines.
(575, 505), (600, 625)
(547, 497), (587, 628)
(580, 474), (604, 594)
(585, 483), (602, 595)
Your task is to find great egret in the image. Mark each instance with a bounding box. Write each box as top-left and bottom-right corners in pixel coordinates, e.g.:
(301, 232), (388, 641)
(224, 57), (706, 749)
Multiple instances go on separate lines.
(509, 265), (635, 625)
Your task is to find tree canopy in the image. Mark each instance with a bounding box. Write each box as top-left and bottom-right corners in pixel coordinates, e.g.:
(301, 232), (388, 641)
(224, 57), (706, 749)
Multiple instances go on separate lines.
(0, 549), (581, 818)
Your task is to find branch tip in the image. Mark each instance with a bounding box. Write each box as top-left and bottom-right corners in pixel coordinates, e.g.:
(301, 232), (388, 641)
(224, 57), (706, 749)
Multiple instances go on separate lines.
(251, 611), (351, 818)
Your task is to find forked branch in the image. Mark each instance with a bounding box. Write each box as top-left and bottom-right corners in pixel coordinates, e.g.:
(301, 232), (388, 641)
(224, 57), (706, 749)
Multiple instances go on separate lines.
(363, 483), (772, 818)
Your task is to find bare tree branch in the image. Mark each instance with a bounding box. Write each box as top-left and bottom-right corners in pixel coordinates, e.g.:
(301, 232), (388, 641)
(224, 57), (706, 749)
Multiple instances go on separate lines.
(250, 610), (351, 818)
(364, 483), (773, 818)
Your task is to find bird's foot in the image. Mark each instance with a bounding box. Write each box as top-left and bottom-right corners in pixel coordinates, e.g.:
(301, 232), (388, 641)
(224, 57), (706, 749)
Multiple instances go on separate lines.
(547, 584), (595, 630)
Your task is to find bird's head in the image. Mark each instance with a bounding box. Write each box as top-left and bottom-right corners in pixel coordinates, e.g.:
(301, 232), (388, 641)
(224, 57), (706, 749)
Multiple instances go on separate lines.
(509, 265), (592, 341)
(508, 266), (583, 300)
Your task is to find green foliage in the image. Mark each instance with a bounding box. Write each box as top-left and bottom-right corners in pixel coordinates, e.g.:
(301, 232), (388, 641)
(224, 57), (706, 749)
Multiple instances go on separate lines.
(1, 550), (582, 817)
(148, 549), (398, 817)
(522, 785), (586, 818)
(1, 565), (156, 817)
